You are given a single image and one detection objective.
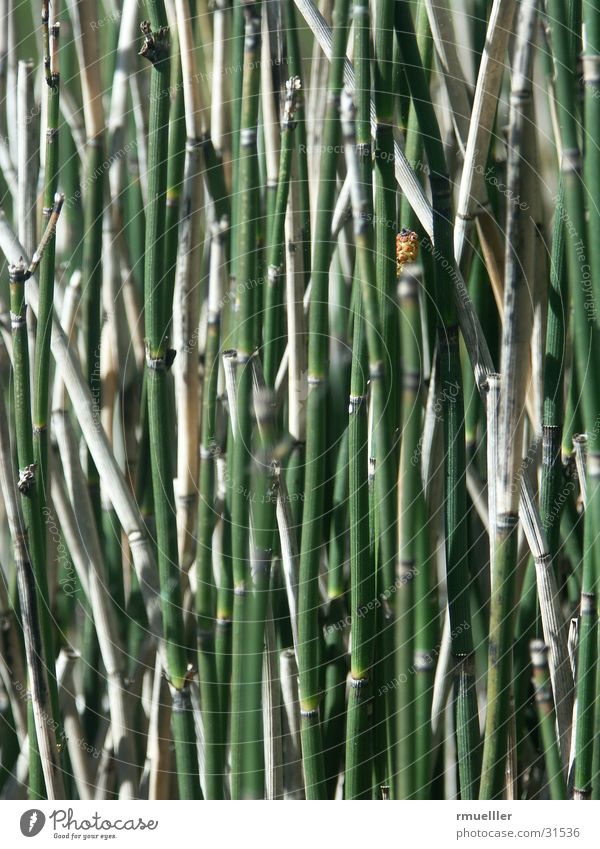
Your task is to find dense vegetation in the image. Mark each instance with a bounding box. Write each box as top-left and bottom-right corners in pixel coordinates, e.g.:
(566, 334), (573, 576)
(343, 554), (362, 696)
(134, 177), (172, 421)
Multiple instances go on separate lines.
(0, 0), (596, 801)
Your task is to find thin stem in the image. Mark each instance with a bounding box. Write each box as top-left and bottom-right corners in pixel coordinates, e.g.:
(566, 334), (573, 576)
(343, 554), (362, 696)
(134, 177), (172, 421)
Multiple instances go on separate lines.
(140, 6), (201, 799)
(297, 0), (350, 799)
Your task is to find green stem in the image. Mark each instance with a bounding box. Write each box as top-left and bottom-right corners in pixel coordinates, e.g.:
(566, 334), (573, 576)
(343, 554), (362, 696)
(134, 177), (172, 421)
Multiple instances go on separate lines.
(263, 78), (300, 390)
(141, 9), (200, 799)
(33, 20), (60, 509)
(196, 230), (226, 800)
(345, 277), (373, 799)
(9, 261), (60, 799)
(297, 0), (350, 799)
(229, 4), (262, 798)
(530, 641), (567, 800)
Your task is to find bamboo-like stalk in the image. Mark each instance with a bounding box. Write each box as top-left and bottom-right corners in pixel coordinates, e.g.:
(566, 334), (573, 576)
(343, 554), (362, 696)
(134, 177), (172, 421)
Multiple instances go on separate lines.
(280, 647), (304, 797)
(574, 435), (588, 508)
(140, 4), (201, 799)
(322, 433), (348, 799)
(142, 655), (172, 800)
(341, 86), (403, 795)
(66, 3), (107, 736)
(519, 475), (574, 768)
(373, 0), (397, 426)
(0, 353), (64, 800)
(453, 0), (517, 274)
(344, 279), (372, 799)
(342, 12), (373, 784)
(283, 183), (307, 460)
(56, 650), (95, 800)
(296, 0), (350, 800)
(394, 0), (480, 799)
(173, 0), (204, 573)
(398, 263), (438, 798)
(0, 564), (27, 745)
(249, 357), (302, 661)
(263, 76), (301, 390)
(305, 0), (331, 203)
(65, 0), (105, 529)
(104, 0), (144, 587)
(546, 0), (600, 802)
(441, 329), (481, 801)
(398, 0), (434, 367)
(241, 389), (278, 798)
(9, 250), (63, 801)
(229, 2), (262, 799)
(540, 176), (569, 572)
(530, 641), (567, 799)
(163, 35), (186, 326)
(583, 0), (600, 801)
(422, 0), (472, 152)
(282, 0), (311, 294)
(99, 223), (127, 627)
(261, 14), (280, 268)
(52, 407), (137, 798)
(33, 0), (61, 515)
(263, 607), (284, 799)
(479, 0), (537, 799)
(486, 374), (500, 588)
(195, 219), (227, 799)
(0, 0), (17, 205)
(16, 60), (38, 261)
(211, 0), (229, 158)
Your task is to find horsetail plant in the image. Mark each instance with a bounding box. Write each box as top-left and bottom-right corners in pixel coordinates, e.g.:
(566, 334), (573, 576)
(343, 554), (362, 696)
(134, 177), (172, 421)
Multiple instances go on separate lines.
(297, 0), (350, 799)
(33, 0), (60, 510)
(530, 641), (567, 800)
(195, 220), (227, 800)
(140, 5), (201, 800)
(0, 371), (64, 800)
(479, 0), (537, 799)
(394, 0), (480, 799)
(229, 2), (262, 799)
(2, 0), (600, 806)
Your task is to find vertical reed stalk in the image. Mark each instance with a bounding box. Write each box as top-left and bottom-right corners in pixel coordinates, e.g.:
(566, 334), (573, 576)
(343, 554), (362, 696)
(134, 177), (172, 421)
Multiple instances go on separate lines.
(344, 281), (373, 799)
(173, 0), (204, 573)
(394, 0), (478, 799)
(33, 0), (60, 509)
(229, 3), (262, 798)
(547, 0), (600, 801)
(373, 0), (398, 424)
(0, 377), (64, 799)
(196, 220), (227, 799)
(140, 5), (201, 800)
(282, 0), (311, 291)
(343, 0), (374, 800)
(296, 0), (349, 800)
(52, 409), (137, 799)
(8, 255), (60, 799)
(530, 641), (567, 799)
(16, 59), (37, 259)
(582, 0), (600, 802)
(398, 263), (438, 798)
(67, 0), (107, 734)
(241, 389), (278, 797)
(341, 86), (401, 796)
(479, 0), (536, 798)
(263, 77), (301, 390)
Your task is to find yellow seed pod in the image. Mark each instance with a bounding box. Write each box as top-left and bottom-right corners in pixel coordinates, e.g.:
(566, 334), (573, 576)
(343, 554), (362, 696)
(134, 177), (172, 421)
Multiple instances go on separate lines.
(396, 228), (419, 277)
